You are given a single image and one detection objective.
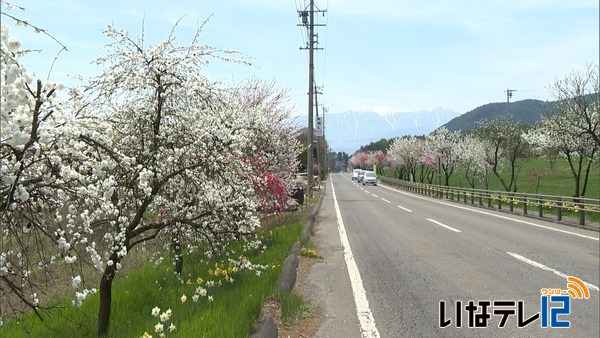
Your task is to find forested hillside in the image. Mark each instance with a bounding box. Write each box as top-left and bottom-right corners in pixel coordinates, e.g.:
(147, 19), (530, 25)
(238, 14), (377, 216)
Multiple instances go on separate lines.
(442, 99), (551, 131)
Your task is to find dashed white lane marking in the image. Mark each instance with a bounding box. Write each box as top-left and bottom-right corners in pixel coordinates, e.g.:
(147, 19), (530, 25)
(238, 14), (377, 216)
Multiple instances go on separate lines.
(379, 184), (598, 241)
(507, 252), (599, 292)
(330, 181), (381, 337)
(426, 218), (462, 233)
(381, 198), (391, 203)
(371, 194), (379, 198)
(397, 205), (413, 212)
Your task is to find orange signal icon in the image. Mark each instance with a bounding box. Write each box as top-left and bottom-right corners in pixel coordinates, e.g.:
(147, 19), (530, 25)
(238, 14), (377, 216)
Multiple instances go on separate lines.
(567, 276), (590, 299)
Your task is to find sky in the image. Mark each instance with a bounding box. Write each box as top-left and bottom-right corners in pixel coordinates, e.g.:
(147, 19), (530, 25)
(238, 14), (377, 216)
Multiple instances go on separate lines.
(2, 0), (599, 116)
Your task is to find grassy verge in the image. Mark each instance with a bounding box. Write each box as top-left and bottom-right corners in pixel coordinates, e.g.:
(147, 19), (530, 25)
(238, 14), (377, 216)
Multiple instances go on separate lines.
(1, 220), (304, 337)
(277, 290), (317, 327)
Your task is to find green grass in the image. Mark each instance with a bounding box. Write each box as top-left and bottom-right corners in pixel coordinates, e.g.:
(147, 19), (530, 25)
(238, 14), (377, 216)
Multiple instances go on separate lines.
(1, 221), (304, 338)
(276, 290), (317, 327)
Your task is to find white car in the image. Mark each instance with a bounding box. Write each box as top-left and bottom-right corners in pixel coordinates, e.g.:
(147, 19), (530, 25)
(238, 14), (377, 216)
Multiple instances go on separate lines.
(362, 171), (377, 186)
(352, 169), (360, 180)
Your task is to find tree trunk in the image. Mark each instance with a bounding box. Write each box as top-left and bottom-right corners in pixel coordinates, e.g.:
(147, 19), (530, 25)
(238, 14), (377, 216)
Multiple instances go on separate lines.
(97, 262), (117, 336)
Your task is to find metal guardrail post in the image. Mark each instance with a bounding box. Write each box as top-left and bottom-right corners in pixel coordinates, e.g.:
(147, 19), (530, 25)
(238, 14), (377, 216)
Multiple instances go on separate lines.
(556, 195), (562, 222)
(381, 178), (597, 227)
(579, 196), (585, 226)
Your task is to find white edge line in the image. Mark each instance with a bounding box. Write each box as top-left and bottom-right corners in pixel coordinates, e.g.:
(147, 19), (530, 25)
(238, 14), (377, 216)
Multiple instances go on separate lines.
(331, 181), (381, 337)
(397, 205), (413, 213)
(427, 218), (462, 233)
(380, 184), (599, 241)
(507, 252), (599, 292)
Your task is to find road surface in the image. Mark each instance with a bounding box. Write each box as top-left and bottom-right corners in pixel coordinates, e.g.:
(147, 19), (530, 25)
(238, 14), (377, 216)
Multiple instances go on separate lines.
(301, 173), (599, 337)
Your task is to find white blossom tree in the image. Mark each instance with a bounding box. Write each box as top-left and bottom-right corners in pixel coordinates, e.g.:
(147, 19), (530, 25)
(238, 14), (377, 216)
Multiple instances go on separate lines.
(525, 113), (597, 199)
(388, 136), (425, 182)
(538, 63), (599, 200)
(2, 19), (300, 336)
(548, 62), (599, 148)
(473, 115), (529, 192)
(456, 133), (489, 189)
(425, 127), (461, 186)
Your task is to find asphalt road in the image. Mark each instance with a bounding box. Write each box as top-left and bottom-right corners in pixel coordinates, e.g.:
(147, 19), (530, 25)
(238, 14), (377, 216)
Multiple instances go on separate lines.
(301, 173), (599, 338)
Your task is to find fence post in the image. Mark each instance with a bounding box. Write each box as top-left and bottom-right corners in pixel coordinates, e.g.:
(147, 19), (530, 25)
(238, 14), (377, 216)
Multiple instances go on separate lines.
(498, 194), (502, 210)
(556, 195), (562, 222)
(579, 196), (585, 226)
(509, 192), (514, 212)
(487, 192), (492, 208)
(538, 194), (543, 218)
(523, 196), (528, 215)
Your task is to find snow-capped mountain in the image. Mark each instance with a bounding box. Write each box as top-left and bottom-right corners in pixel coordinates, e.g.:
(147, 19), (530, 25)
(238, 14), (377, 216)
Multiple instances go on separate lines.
(295, 108), (460, 153)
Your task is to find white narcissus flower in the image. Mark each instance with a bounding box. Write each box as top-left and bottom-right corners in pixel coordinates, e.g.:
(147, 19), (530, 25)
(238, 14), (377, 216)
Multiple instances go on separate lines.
(151, 306), (161, 317)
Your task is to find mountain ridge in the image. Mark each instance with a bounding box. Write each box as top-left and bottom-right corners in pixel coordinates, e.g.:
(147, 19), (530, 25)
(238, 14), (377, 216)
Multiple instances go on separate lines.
(295, 107), (460, 153)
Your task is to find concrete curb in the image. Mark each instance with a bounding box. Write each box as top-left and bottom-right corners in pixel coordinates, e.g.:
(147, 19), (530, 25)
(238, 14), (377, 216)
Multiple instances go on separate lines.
(250, 185), (326, 338)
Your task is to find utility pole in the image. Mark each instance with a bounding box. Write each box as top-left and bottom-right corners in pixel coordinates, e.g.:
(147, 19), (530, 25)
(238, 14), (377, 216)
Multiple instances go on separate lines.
(298, 0), (325, 198)
(506, 89), (516, 116)
(505, 89), (516, 168)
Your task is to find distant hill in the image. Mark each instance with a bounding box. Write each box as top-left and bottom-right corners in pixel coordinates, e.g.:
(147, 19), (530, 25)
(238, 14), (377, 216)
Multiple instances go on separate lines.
(442, 99), (552, 132)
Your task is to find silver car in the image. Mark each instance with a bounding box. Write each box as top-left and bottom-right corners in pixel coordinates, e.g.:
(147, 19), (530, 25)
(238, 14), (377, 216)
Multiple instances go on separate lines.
(362, 171), (377, 186)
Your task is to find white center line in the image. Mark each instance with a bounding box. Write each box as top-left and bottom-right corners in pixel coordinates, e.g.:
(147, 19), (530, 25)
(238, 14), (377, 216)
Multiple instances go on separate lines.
(426, 218), (462, 233)
(397, 205), (413, 213)
(507, 252), (599, 292)
(381, 198), (390, 203)
(330, 181), (381, 337)
(371, 194), (379, 198)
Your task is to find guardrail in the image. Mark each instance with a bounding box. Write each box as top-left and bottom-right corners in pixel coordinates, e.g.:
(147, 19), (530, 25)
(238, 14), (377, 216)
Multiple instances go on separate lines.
(380, 177), (600, 229)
